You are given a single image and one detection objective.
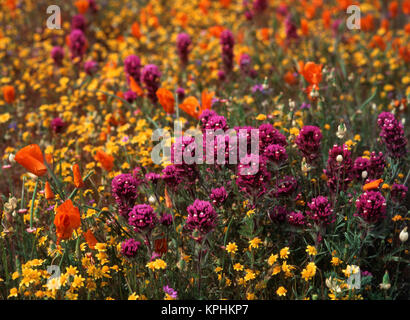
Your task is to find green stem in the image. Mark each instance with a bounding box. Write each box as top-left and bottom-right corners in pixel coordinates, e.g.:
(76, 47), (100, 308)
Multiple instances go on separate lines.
(29, 179), (39, 229)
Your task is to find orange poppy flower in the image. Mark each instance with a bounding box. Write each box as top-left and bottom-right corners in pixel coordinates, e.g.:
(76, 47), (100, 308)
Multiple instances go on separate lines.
(15, 144), (47, 177)
(260, 28), (270, 41)
(83, 229), (98, 249)
(284, 71), (297, 85)
(219, 0), (231, 8)
(129, 76), (144, 96)
(300, 19), (309, 36)
(404, 0), (410, 14)
(208, 25), (224, 38)
(322, 9), (331, 29)
(363, 179), (383, 191)
(405, 23), (410, 34)
(201, 90), (214, 110)
(164, 187), (172, 208)
(54, 199), (81, 242)
(399, 45), (410, 62)
(389, 1), (399, 18)
(154, 237), (168, 255)
(45, 153), (53, 165)
(94, 150), (114, 172)
(44, 182), (55, 200)
(302, 62), (322, 85)
(361, 15), (374, 32)
(72, 164), (84, 188)
(381, 19), (389, 31)
(131, 22), (141, 39)
(199, 0), (211, 14)
(2, 85), (15, 103)
(156, 88), (175, 114)
(6, 0), (16, 11)
(74, 0), (89, 14)
(370, 35), (386, 51)
(180, 96), (201, 119)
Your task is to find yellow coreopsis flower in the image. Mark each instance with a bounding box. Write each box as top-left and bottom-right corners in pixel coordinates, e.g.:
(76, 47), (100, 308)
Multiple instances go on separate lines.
(268, 254), (278, 266)
(226, 242), (238, 254)
(280, 247), (290, 259)
(233, 263), (244, 271)
(301, 262), (317, 281)
(276, 286), (287, 297)
(306, 245), (317, 256)
(248, 237), (262, 250)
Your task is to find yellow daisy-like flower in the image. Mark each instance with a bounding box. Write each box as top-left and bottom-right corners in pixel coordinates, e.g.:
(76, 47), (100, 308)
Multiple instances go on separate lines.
(147, 259), (167, 270)
(268, 254), (278, 266)
(233, 263), (244, 271)
(214, 266), (223, 273)
(244, 270), (256, 282)
(248, 237), (262, 250)
(8, 288), (18, 298)
(272, 264), (281, 275)
(331, 257), (343, 266)
(280, 247), (290, 259)
(226, 242), (238, 254)
(306, 245), (317, 256)
(276, 286), (287, 297)
(301, 262), (317, 281)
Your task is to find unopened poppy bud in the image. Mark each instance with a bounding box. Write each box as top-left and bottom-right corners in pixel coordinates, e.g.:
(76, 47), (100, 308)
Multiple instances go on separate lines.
(399, 227), (408, 243)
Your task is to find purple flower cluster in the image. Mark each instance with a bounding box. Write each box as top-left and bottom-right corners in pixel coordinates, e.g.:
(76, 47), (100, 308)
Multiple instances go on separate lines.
(263, 143), (288, 165)
(124, 90), (137, 103)
(111, 173), (141, 218)
(71, 14), (86, 31)
(176, 33), (191, 66)
(220, 29), (235, 73)
(51, 46), (64, 66)
(324, 144), (353, 192)
(259, 123), (287, 150)
(377, 112), (408, 158)
(84, 60), (98, 75)
(141, 64), (161, 104)
(390, 184), (408, 204)
(236, 155), (271, 197)
(163, 285), (178, 299)
(239, 53), (257, 78)
(355, 191), (386, 223)
(160, 213), (173, 226)
(368, 151), (386, 179)
(128, 204), (158, 232)
(69, 29), (87, 61)
(121, 238), (141, 258)
(253, 0), (268, 13)
(295, 125), (322, 163)
(287, 211), (306, 226)
(210, 187), (228, 206)
(124, 54), (142, 84)
(273, 175), (298, 197)
(285, 16), (299, 40)
(306, 196), (335, 225)
(185, 200), (218, 236)
(51, 117), (66, 134)
(268, 205), (288, 223)
(352, 157), (370, 180)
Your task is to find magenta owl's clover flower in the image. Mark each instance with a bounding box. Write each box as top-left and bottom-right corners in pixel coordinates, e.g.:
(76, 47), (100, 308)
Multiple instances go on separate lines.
(307, 196), (335, 225)
(185, 200), (218, 237)
(160, 214), (173, 226)
(324, 144), (353, 192)
(120, 238), (141, 258)
(285, 16), (299, 40)
(355, 191), (387, 223)
(390, 184), (408, 204)
(253, 0), (268, 13)
(220, 29), (235, 73)
(71, 14), (86, 31)
(236, 154), (271, 198)
(128, 204), (158, 233)
(176, 32), (192, 67)
(68, 29), (87, 61)
(111, 173), (141, 219)
(84, 60), (98, 75)
(51, 46), (64, 66)
(258, 123), (287, 150)
(268, 205), (289, 223)
(369, 151), (386, 179)
(210, 187), (228, 206)
(377, 112), (408, 158)
(295, 125), (322, 163)
(273, 176), (298, 197)
(51, 117), (66, 134)
(263, 143), (288, 165)
(141, 64), (161, 104)
(176, 87), (185, 102)
(123, 90), (137, 103)
(199, 110), (218, 129)
(124, 54), (142, 84)
(353, 157), (371, 180)
(287, 211), (306, 226)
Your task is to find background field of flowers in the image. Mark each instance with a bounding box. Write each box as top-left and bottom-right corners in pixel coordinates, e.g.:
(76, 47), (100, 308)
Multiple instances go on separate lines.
(0, 0), (409, 300)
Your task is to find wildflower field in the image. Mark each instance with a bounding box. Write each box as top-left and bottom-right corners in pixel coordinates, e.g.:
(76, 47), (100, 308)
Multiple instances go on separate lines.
(0, 0), (409, 301)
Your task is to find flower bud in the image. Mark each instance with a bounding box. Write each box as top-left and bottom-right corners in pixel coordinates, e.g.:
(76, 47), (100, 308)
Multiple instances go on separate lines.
(361, 170), (368, 179)
(336, 155), (343, 163)
(399, 227), (408, 243)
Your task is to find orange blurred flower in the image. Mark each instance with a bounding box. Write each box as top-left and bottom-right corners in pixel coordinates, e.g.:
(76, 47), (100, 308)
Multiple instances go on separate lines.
(219, 0), (231, 8)
(131, 22), (141, 39)
(129, 76), (144, 96)
(404, 0), (410, 14)
(284, 71), (297, 85)
(363, 179), (383, 191)
(201, 89), (214, 110)
(74, 0), (89, 14)
(44, 182), (55, 200)
(361, 15), (374, 32)
(179, 90), (214, 119)
(83, 230), (98, 249)
(322, 9), (331, 29)
(2, 85), (15, 103)
(156, 88), (175, 114)
(260, 28), (270, 41)
(389, 1), (399, 18)
(94, 150), (114, 172)
(73, 164), (84, 188)
(300, 19), (309, 36)
(370, 35), (386, 51)
(54, 199), (81, 242)
(164, 187), (172, 208)
(302, 62), (322, 85)
(15, 144), (47, 177)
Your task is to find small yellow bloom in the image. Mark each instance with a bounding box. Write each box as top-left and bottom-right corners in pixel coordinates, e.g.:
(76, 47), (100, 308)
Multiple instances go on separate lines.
(226, 242), (238, 254)
(248, 237), (262, 250)
(276, 286), (287, 296)
(280, 247), (290, 259)
(331, 257), (343, 266)
(256, 114), (267, 121)
(306, 245), (317, 256)
(8, 288), (18, 298)
(268, 254), (278, 266)
(233, 263), (244, 271)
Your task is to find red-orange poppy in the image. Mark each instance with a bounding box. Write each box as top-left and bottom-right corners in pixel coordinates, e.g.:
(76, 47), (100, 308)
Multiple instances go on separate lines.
(54, 199), (81, 242)
(15, 144), (47, 177)
(83, 229), (98, 249)
(156, 88), (175, 114)
(73, 164), (84, 188)
(179, 96), (201, 119)
(363, 179), (383, 191)
(74, 0), (89, 14)
(219, 0), (231, 8)
(370, 35), (386, 51)
(404, 0), (410, 14)
(302, 62), (322, 85)
(94, 150), (114, 172)
(399, 45), (410, 63)
(284, 71), (298, 85)
(45, 181), (55, 200)
(208, 25), (224, 38)
(361, 15), (374, 32)
(201, 90), (214, 110)
(131, 22), (141, 39)
(129, 76), (144, 96)
(389, 1), (399, 18)
(322, 9), (331, 29)
(199, 0), (211, 15)
(260, 28), (270, 41)
(164, 187), (172, 208)
(2, 85), (15, 103)
(300, 19), (309, 36)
